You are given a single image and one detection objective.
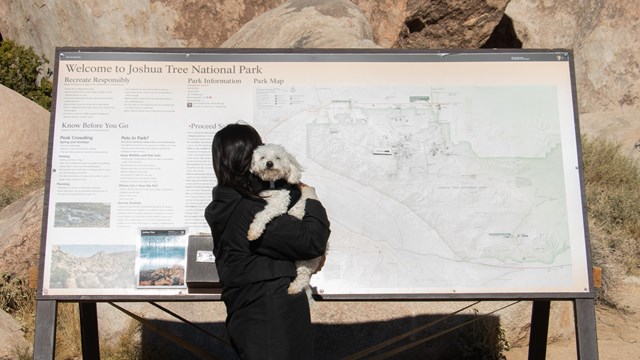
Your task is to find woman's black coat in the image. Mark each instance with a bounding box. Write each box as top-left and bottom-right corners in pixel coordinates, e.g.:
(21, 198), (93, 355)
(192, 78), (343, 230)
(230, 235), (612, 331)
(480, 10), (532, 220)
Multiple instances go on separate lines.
(204, 186), (330, 359)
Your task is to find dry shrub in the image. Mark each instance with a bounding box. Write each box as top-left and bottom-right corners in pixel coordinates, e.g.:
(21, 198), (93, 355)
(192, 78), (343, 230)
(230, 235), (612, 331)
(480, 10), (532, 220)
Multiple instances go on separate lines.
(22, 302), (142, 360)
(582, 135), (640, 306)
(588, 224), (626, 307)
(55, 303), (82, 359)
(0, 273), (36, 359)
(100, 318), (142, 360)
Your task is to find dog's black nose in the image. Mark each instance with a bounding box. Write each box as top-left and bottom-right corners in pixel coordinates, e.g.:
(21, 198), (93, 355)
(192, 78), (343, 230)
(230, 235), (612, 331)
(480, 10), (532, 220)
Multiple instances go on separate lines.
(266, 161), (273, 168)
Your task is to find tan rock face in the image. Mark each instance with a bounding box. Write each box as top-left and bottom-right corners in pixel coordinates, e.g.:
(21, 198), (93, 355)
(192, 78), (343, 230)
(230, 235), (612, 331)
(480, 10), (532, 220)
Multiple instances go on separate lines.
(350, 0), (411, 46)
(222, 0), (378, 48)
(0, 188), (43, 279)
(580, 111), (640, 163)
(351, 0), (510, 48)
(0, 85), (49, 186)
(0, 0), (286, 65)
(505, 0), (640, 113)
(156, 0), (287, 47)
(0, 310), (32, 358)
(1, 0), (513, 63)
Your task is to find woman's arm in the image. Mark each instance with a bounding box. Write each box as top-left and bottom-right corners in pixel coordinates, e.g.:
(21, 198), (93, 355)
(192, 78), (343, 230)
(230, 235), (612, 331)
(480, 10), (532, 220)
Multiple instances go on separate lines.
(251, 198), (330, 261)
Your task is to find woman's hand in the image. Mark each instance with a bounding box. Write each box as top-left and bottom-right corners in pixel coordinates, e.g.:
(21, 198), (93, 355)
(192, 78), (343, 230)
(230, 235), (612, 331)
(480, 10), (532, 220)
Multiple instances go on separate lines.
(313, 255), (327, 274)
(299, 182), (318, 200)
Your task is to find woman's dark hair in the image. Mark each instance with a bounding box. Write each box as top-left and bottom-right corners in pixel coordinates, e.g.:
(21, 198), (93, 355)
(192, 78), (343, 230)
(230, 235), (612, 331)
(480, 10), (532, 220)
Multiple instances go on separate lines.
(212, 123), (263, 197)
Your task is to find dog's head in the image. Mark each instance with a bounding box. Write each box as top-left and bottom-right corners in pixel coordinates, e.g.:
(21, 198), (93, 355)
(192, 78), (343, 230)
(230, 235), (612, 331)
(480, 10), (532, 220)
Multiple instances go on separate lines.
(250, 144), (302, 184)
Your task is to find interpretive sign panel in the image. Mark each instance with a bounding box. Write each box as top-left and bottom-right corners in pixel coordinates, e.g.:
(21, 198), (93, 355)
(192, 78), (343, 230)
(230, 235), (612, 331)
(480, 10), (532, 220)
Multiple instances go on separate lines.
(39, 48), (592, 299)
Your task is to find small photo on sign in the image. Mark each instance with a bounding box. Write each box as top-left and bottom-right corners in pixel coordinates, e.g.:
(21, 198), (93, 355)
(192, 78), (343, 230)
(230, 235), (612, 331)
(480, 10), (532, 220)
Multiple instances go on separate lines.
(49, 244), (136, 289)
(136, 229), (187, 288)
(196, 250), (215, 263)
(53, 202), (111, 228)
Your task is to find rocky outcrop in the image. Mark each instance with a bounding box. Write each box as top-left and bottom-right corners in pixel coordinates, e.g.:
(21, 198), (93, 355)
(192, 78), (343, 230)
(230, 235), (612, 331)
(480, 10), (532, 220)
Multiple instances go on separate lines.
(222, 0), (378, 48)
(0, 0), (515, 63)
(222, 0), (512, 49)
(381, 0), (510, 48)
(0, 85), (49, 186)
(580, 110), (640, 163)
(0, 310), (31, 359)
(0, 0), (287, 66)
(505, 0), (640, 114)
(0, 188), (43, 279)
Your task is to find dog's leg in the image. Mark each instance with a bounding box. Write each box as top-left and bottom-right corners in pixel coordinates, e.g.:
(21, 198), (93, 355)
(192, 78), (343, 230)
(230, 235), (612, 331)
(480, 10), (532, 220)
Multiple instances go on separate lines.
(288, 257), (321, 294)
(247, 190), (290, 241)
(287, 198), (306, 219)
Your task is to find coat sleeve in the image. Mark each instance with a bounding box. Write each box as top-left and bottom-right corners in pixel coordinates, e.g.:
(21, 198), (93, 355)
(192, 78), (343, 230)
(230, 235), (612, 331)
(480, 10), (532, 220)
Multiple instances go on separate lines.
(251, 199), (330, 261)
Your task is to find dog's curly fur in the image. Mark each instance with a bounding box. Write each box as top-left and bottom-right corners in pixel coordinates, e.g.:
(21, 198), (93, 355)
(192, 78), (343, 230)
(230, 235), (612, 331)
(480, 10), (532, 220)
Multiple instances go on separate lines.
(248, 143), (324, 297)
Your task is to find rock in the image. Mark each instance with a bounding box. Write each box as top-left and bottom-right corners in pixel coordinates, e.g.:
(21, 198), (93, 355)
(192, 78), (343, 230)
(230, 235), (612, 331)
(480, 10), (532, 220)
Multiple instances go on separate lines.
(0, 0), (287, 65)
(0, 310), (31, 358)
(505, 0), (640, 114)
(362, 0), (511, 48)
(0, 0), (514, 59)
(349, 0), (410, 47)
(222, 0), (379, 48)
(0, 85), (49, 186)
(0, 188), (44, 279)
(579, 110), (640, 163)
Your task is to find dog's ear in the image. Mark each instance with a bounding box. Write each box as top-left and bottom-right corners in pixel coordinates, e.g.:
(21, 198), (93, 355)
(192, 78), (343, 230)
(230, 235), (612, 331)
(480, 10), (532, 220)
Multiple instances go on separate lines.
(286, 150), (303, 184)
(249, 150), (260, 175)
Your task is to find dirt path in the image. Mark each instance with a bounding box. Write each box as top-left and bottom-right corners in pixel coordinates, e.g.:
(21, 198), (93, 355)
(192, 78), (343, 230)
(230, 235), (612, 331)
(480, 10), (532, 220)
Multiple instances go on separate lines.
(506, 276), (640, 359)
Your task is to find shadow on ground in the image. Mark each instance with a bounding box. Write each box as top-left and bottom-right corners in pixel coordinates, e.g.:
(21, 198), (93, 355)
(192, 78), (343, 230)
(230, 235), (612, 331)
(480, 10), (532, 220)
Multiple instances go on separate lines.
(140, 313), (507, 359)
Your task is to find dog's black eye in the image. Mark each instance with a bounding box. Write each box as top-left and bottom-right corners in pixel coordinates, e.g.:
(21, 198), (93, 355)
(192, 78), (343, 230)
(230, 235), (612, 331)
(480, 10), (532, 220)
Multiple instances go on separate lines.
(276, 157), (280, 160)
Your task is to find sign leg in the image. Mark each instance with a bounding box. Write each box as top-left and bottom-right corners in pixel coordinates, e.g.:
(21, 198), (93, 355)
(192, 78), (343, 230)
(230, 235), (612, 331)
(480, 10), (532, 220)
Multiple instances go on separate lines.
(528, 300), (550, 360)
(574, 298), (599, 360)
(33, 300), (57, 360)
(79, 302), (101, 359)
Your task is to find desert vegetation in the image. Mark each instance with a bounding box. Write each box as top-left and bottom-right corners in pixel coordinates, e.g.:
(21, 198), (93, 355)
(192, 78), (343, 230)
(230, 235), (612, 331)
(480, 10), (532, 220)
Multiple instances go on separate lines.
(0, 39), (48, 210)
(0, 39), (52, 110)
(581, 135), (640, 307)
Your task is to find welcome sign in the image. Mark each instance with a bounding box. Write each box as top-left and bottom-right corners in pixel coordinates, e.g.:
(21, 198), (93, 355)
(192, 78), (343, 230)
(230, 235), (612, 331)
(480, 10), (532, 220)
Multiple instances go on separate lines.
(39, 48), (592, 300)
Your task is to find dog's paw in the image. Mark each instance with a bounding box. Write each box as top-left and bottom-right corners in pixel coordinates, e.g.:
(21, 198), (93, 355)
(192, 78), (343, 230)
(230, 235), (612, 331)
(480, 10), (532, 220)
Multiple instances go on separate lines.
(247, 223), (264, 241)
(287, 282), (304, 294)
(287, 205), (304, 220)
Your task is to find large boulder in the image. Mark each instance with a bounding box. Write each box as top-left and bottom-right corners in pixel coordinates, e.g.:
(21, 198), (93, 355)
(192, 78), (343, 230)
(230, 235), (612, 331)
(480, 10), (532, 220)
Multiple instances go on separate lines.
(0, 188), (43, 279)
(0, 0), (287, 65)
(351, 0), (511, 48)
(0, 0), (516, 63)
(222, 0), (378, 48)
(505, 0), (640, 114)
(0, 310), (31, 359)
(0, 84), (49, 186)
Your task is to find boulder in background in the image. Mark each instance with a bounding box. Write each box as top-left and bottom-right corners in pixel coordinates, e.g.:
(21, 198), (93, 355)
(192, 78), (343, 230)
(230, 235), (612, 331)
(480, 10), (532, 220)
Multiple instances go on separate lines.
(223, 0), (378, 48)
(0, 84), (49, 187)
(506, 0), (640, 114)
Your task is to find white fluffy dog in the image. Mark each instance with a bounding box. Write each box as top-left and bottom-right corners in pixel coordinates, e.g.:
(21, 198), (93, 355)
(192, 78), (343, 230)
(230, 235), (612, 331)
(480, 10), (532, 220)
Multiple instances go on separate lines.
(248, 143), (324, 296)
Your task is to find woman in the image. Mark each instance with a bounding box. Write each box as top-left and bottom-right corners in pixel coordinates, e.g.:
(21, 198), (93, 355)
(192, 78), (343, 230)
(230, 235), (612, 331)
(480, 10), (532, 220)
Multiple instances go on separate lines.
(204, 123), (330, 359)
